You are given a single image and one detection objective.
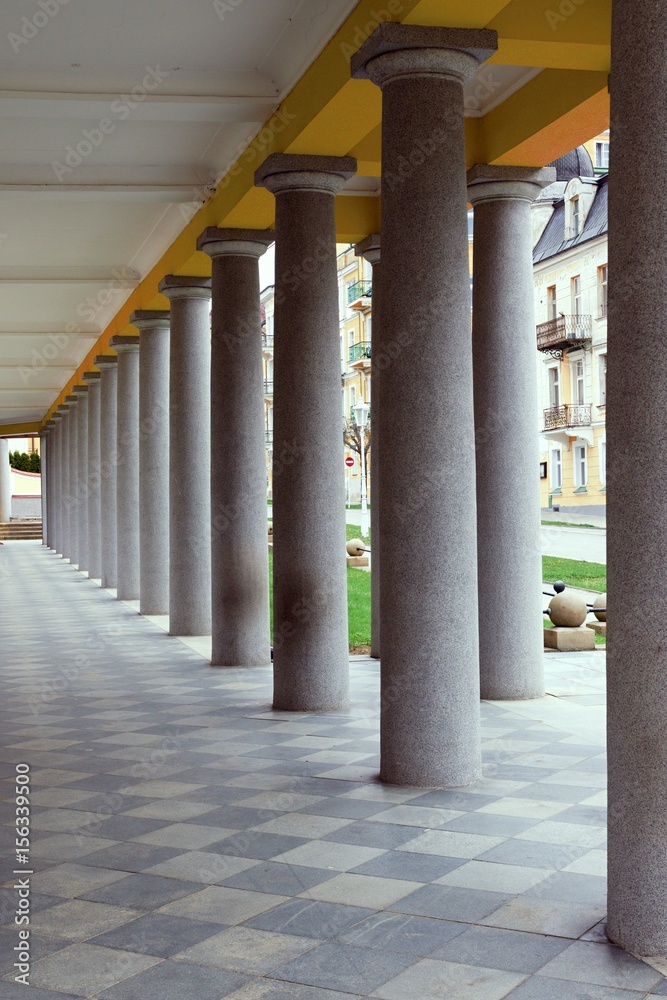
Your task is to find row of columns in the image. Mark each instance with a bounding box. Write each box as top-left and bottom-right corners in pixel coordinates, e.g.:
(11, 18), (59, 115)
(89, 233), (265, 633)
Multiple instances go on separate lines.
(36, 13), (664, 955)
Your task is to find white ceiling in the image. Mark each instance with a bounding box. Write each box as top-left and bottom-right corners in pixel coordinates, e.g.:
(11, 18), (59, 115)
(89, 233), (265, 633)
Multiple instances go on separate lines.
(0, 0), (359, 426)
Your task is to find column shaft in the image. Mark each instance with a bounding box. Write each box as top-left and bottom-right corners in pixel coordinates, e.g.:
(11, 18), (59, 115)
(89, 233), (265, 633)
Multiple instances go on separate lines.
(66, 396), (79, 566)
(352, 24), (497, 785)
(74, 388), (89, 573)
(60, 409), (71, 559)
(256, 155), (355, 711)
(199, 229), (273, 667)
(159, 277), (212, 636)
(112, 338), (140, 601)
(132, 313), (170, 616)
(40, 432), (47, 546)
(468, 167), (554, 699)
(53, 417), (64, 555)
(0, 439), (11, 524)
(84, 375), (102, 579)
(98, 359), (118, 589)
(606, 0), (667, 956)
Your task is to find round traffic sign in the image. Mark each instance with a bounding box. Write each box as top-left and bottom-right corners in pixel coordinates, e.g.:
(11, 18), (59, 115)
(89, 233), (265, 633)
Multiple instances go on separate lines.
(345, 456), (355, 468)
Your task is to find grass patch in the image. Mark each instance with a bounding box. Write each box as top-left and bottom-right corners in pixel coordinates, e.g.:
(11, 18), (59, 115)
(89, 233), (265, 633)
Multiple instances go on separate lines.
(542, 555), (606, 593)
(541, 520), (603, 530)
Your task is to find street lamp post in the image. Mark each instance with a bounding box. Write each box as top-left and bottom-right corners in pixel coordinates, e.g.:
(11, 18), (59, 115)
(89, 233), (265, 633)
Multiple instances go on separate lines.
(354, 398), (370, 536)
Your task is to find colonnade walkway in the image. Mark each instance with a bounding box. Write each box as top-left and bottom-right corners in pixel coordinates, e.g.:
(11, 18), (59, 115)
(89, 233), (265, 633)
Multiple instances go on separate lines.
(0, 543), (664, 999)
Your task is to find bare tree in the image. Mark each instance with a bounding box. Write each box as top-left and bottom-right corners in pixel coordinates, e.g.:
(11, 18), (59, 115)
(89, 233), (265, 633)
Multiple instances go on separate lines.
(343, 416), (370, 466)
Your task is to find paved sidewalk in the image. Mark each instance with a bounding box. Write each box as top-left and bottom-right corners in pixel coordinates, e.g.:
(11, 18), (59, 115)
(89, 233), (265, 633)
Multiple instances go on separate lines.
(0, 542), (663, 999)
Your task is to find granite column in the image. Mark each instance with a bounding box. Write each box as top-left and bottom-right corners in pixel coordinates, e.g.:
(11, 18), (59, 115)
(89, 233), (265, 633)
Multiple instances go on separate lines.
(352, 24), (497, 785)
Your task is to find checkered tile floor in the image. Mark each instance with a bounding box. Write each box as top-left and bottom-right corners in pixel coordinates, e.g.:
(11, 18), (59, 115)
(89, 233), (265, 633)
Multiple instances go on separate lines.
(0, 542), (664, 998)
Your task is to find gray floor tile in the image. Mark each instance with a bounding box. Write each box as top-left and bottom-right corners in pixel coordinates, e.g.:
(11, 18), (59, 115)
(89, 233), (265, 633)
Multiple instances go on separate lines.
(220, 861), (337, 895)
(207, 831), (308, 859)
(29, 943), (159, 996)
(537, 940), (661, 991)
(90, 912), (224, 957)
(245, 898), (376, 938)
(96, 959), (249, 998)
(80, 872), (203, 909)
(270, 940), (416, 994)
(371, 957), (525, 999)
(477, 839), (588, 870)
(338, 911), (466, 955)
(80, 842), (184, 871)
(350, 850), (464, 882)
(506, 977), (653, 999)
(432, 925), (571, 973)
(322, 820), (418, 849)
(389, 883), (510, 922)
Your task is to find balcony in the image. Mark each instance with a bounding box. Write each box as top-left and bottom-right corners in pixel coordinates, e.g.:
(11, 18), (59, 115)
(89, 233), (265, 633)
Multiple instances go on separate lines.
(347, 280), (372, 311)
(536, 314), (592, 354)
(348, 341), (371, 363)
(543, 404), (592, 431)
(264, 380), (273, 395)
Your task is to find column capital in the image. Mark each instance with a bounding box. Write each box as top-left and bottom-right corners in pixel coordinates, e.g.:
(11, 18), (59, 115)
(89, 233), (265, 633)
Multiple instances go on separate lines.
(72, 384), (89, 397)
(255, 153), (356, 196)
(110, 334), (140, 353)
(82, 371), (101, 385)
(65, 394), (79, 407)
(197, 227), (274, 259)
(130, 309), (170, 331)
(467, 164), (557, 205)
(351, 23), (497, 88)
(355, 234), (381, 266)
(44, 420), (56, 430)
(94, 355), (118, 370)
(52, 411), (63, 422)
(158, 275), (211, 301)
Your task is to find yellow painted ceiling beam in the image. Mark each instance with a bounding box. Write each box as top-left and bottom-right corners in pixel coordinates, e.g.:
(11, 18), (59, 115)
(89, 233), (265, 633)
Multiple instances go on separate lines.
(38, 0), (613, 430)
(0, 422), (41, 437)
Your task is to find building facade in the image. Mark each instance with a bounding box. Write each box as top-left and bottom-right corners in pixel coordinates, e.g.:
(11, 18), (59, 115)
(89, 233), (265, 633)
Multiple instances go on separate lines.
(534, 141), (608, 514)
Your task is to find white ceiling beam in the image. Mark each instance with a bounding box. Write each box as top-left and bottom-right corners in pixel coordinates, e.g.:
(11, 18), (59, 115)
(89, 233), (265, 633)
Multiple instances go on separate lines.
(0, 267), (140, 284)
(0, 92), (279, 124)
(0, 184), (212, 203)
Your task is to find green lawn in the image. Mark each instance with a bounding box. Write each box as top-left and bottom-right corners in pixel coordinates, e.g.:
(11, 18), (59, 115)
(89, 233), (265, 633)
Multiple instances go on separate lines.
(541, 520), (603, 530)
(542, 555), (606, 593)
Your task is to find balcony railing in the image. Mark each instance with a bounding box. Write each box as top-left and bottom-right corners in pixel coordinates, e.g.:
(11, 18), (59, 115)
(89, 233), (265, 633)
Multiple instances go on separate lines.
(348, 341), (371, 363)
(264, 380), (273, 394)
(347, 280), (372, 304)
(543, 404), (592, 430)
(536, 314), (592, 352)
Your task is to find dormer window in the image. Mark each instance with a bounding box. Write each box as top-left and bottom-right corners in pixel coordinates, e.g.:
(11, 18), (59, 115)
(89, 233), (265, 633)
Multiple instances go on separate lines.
(572, 196), (581, 236)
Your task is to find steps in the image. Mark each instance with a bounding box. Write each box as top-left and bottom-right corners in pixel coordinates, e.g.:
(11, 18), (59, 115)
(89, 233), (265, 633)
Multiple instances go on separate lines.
(0, 521), (43, 541)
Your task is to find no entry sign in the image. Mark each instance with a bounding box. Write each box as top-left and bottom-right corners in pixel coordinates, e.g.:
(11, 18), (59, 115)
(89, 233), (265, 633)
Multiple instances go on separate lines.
(345, 456), (355, 468)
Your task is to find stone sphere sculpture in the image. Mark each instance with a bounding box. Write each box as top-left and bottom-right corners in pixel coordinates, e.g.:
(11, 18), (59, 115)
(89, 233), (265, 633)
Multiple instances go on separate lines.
(593, 593), (606, 622)
(346, 538), (366, 557)
(548, 590), (588, 628)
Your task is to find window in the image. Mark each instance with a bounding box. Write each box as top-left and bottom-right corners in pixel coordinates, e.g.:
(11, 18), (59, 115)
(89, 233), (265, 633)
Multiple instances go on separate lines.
(598, 264), (608, 317)
(599, 353), (607, 405)
(574, 444), (588, 488)
(595, 141), (610, 170)
(350, 385), (356, 414)
(599, 441), (606, 488)
(572, 197), (581, 236)
(548, 366), (560, 408)
(571, 275), (582, 317)
(547, 285), (558, 320)
(551, 448), (562, 489)
(572, 358), (585, 405)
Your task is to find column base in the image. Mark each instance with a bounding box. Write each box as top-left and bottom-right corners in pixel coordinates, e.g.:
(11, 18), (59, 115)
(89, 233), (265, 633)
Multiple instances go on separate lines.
(544, 626), (595, 651)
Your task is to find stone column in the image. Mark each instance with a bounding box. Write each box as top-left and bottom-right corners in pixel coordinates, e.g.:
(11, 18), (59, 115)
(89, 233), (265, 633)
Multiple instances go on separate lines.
(97, 355), (118, 590)
(355, 235), (381, 659)
(40, 430), (48, 546)
(467, 165), (555, 700)
(83, 372), (102, 579)
(111, 335), (140, 601)
(52, 412), (64, 555)
(0, 438), (11, 524)
(157, 276), (212, 636)
(72, 385), (89, 573)
(131, 311), (170, 617)
(352, 24), (497, 786)
(198, 228), (274, 667)
(58, 404), (71, 559)
(43, 422), (56, 549)
(65, 394), (79, 566)
(606, 0), (667, 957)
(255, 153), (355, 711)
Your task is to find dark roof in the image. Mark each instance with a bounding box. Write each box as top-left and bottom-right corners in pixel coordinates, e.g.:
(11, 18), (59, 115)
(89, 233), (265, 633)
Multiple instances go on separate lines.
(533, 173), (608, 264)
(548, 145), (595, 181)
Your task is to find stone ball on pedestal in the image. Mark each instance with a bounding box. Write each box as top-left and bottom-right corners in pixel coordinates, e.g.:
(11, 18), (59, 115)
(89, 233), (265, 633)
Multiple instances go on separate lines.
(593, 593), (606, 622)
(346, 538), (365, 557)
(548, 591), (588, 628)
